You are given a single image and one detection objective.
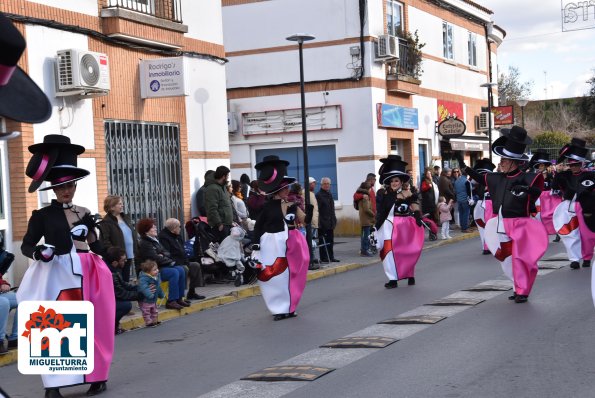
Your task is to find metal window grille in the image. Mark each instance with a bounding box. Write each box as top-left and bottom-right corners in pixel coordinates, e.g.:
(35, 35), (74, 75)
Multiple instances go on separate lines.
(105, 120), (184, 229)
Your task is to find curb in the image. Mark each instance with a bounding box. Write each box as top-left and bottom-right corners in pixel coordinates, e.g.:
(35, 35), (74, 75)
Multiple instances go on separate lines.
(0, 231), (478, 368)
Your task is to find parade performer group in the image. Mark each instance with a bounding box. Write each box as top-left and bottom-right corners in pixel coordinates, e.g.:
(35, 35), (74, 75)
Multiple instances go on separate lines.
(0, 13), (114, 398)
(374, 155), (425, 289)
(552, 138), (595, 270)
(527, 150), (561, 239)
(462, 126), (548, 303)
(252, 156), (310, 321)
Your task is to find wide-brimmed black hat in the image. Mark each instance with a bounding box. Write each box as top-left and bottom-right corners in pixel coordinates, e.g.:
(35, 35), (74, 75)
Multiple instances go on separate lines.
(255, 155), (296, 194)
(379, 155), (409, 184)
(26, 135), (86, 192)
(0, 13), (52, 124)
(559, 138), (589, 164)
(473, 158), (496, 174)
(529, 149), (552, 170)
(492, 126), (532, 161)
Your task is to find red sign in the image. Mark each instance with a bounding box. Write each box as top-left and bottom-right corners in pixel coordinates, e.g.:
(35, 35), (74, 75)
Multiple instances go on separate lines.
(437, 100), (464, 123)
(493, 106), (514, 126)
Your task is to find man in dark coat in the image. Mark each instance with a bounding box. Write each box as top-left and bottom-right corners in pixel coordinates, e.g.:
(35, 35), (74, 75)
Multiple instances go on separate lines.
(158, 218), (205, 300)
(195, 170), (214, 217)
(204, 165), (233, 242)
(316, 177), (339, 262)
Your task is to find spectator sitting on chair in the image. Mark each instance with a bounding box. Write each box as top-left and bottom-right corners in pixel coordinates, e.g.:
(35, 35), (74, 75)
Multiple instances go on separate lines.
(105, 247), (140, 335)
(316, 177), (339, 263)
(158, 218), (205, 301)
(204, 166), (233, 242)
(0, 272), (18, 354)
(137, 218), (190, 310)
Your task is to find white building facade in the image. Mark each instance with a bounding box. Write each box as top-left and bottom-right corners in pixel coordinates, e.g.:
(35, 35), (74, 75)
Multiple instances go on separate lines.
(222, 0), (504, 224)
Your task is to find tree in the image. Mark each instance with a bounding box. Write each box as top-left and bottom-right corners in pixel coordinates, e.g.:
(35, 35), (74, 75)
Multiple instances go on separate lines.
(579, 68), (595, 127)
(497, 66), (534, 105)
(531, 131), (570, 149)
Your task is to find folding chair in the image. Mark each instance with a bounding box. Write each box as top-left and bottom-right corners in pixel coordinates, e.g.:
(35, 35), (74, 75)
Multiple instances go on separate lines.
(312, 228), (330, 263)
(156, 281), (169, 307)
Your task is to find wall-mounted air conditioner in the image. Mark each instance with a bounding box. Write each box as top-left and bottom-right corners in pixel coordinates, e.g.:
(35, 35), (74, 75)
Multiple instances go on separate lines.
(375, 34), (399, 61)
(55, 49), (110, 97)
(475, 112), (494, 132)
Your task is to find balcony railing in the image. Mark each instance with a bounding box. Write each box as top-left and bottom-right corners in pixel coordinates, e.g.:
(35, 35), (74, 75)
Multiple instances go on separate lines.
(106, 0), (182, 23)
(396, 38), (416, 78)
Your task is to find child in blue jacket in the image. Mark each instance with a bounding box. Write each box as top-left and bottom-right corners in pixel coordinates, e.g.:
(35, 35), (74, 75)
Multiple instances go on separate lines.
(138, 260), (165, 327)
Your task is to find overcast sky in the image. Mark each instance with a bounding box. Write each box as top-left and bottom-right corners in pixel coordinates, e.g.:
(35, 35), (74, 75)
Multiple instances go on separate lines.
(479, 0), (595, 100)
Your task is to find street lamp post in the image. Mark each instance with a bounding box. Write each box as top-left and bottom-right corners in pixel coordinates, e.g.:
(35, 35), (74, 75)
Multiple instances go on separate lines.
(286, 33), (316, 265)
(516, 99), (529, 128)
(480, 82), (498, 162)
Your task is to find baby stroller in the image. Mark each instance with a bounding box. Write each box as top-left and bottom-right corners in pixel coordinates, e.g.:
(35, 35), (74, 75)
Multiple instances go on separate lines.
(218, 226), (260, 286)
(422, 214), (438, 241)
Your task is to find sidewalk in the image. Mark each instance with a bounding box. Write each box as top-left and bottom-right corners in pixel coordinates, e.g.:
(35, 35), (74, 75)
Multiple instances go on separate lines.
(0, 227), (478, 367)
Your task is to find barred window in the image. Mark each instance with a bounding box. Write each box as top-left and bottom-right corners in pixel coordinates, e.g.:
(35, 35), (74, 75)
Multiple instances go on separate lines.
(443, 22), (454, 60)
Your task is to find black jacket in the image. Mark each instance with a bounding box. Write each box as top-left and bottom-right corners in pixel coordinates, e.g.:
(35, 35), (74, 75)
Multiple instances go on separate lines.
(483, 170), (543, 218)
(137, 235), (175, 269)
(316, 189), (337, 230)
(158, 228), (188, 265)
(108, 263), (140, 301)
(98, 213), (138, 258)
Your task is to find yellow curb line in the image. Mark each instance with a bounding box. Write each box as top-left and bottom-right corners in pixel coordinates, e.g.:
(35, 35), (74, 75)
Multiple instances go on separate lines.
(0, 231), (478, 368)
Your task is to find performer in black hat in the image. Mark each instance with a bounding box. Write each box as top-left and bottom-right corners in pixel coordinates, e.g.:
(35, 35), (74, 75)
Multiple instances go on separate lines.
(470, 158), (496, 255)
(374, 155), (424, 289)
(18, 135), (114, 397)
(0, 13), (52, 130)
(552, 138), (594, 269)
(460, 126), (547, 303)
(251, 155), (310, 321)
(527, 150), (561, 240)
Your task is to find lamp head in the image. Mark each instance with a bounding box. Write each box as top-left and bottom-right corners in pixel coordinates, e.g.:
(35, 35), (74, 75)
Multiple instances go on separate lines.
(286, 33), (316, 44)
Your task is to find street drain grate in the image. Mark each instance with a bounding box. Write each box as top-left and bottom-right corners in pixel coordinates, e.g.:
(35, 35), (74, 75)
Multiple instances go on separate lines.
(425, 297), (485, 306)
(320, 336), (397, 348)
(241, 365), (335, 381)
(462, 284), (512, 292)
(378, 315), (446, 325)
(538, 262), (566, 269)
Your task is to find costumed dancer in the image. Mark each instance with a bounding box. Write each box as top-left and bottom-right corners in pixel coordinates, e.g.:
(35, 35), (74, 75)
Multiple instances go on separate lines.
(471, 158), (496, 255)
(19, 135), (115, 398)
(252, 156), (310, 321)
(461, 126), (547, 303)
(528, 150), (561, 239)
(374, 155), (425, 289)
(553, 138), (594, 269)
(573, 171), (595, 305)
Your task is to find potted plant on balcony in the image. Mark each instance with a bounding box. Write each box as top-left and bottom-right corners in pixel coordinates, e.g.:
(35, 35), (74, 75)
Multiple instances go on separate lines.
(387, 30), (425, 84)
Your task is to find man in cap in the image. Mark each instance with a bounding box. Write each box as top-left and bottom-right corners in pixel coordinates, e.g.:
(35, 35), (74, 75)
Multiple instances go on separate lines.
(460, 126), (547, 304)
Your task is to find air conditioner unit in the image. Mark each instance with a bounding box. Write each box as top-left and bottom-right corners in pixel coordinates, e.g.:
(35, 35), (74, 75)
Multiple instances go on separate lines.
(55, 49), (110, 97)
(475, 112), (494, 131)
(376, 35), (399, 59)
(228, 112), (238, 133)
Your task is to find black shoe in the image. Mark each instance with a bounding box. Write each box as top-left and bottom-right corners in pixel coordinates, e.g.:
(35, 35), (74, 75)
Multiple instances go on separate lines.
(186, 292), (206, 300)
(165, 300), (184, 310)
(482, 249), (491, 255)
(553, 235), (561, 242)
(408, 277), (416, 286)
(308, 263), (320, 270)
(384, 280), (398, 289)
(514, 295), (528, 304)
(177, 299), (191, 307)
(583, 260), (591, 268)
(86, 382), (107, 396)
(273, 314), (287, 321)
(45, 389), (64, 398)
(508, 292), (517, 300)
(287, 312), (297, 318)
(331, 258), (340, 262)
(0, 341), (6, 355)
(570, 261), (580, 269)
(7, 339), (17, 350)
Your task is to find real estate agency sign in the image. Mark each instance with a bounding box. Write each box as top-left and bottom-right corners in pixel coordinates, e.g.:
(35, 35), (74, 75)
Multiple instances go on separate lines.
(139, 57), (186, 98)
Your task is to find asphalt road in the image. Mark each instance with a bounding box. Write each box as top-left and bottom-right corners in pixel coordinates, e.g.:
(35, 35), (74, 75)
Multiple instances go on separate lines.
(1, 237), (589, 398)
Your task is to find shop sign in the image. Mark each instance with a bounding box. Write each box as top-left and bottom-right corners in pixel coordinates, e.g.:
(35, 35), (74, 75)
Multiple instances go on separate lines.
(139, 57), (186, 98)
(437, 100), (464, 123)
(242, 105), (342, 135)
(376, 103), (419, 130)
(437, 116), (466, 138)
(562, 0), (595, 32)
(450, 141), (489, 151)
(493, 106), (514, 126)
